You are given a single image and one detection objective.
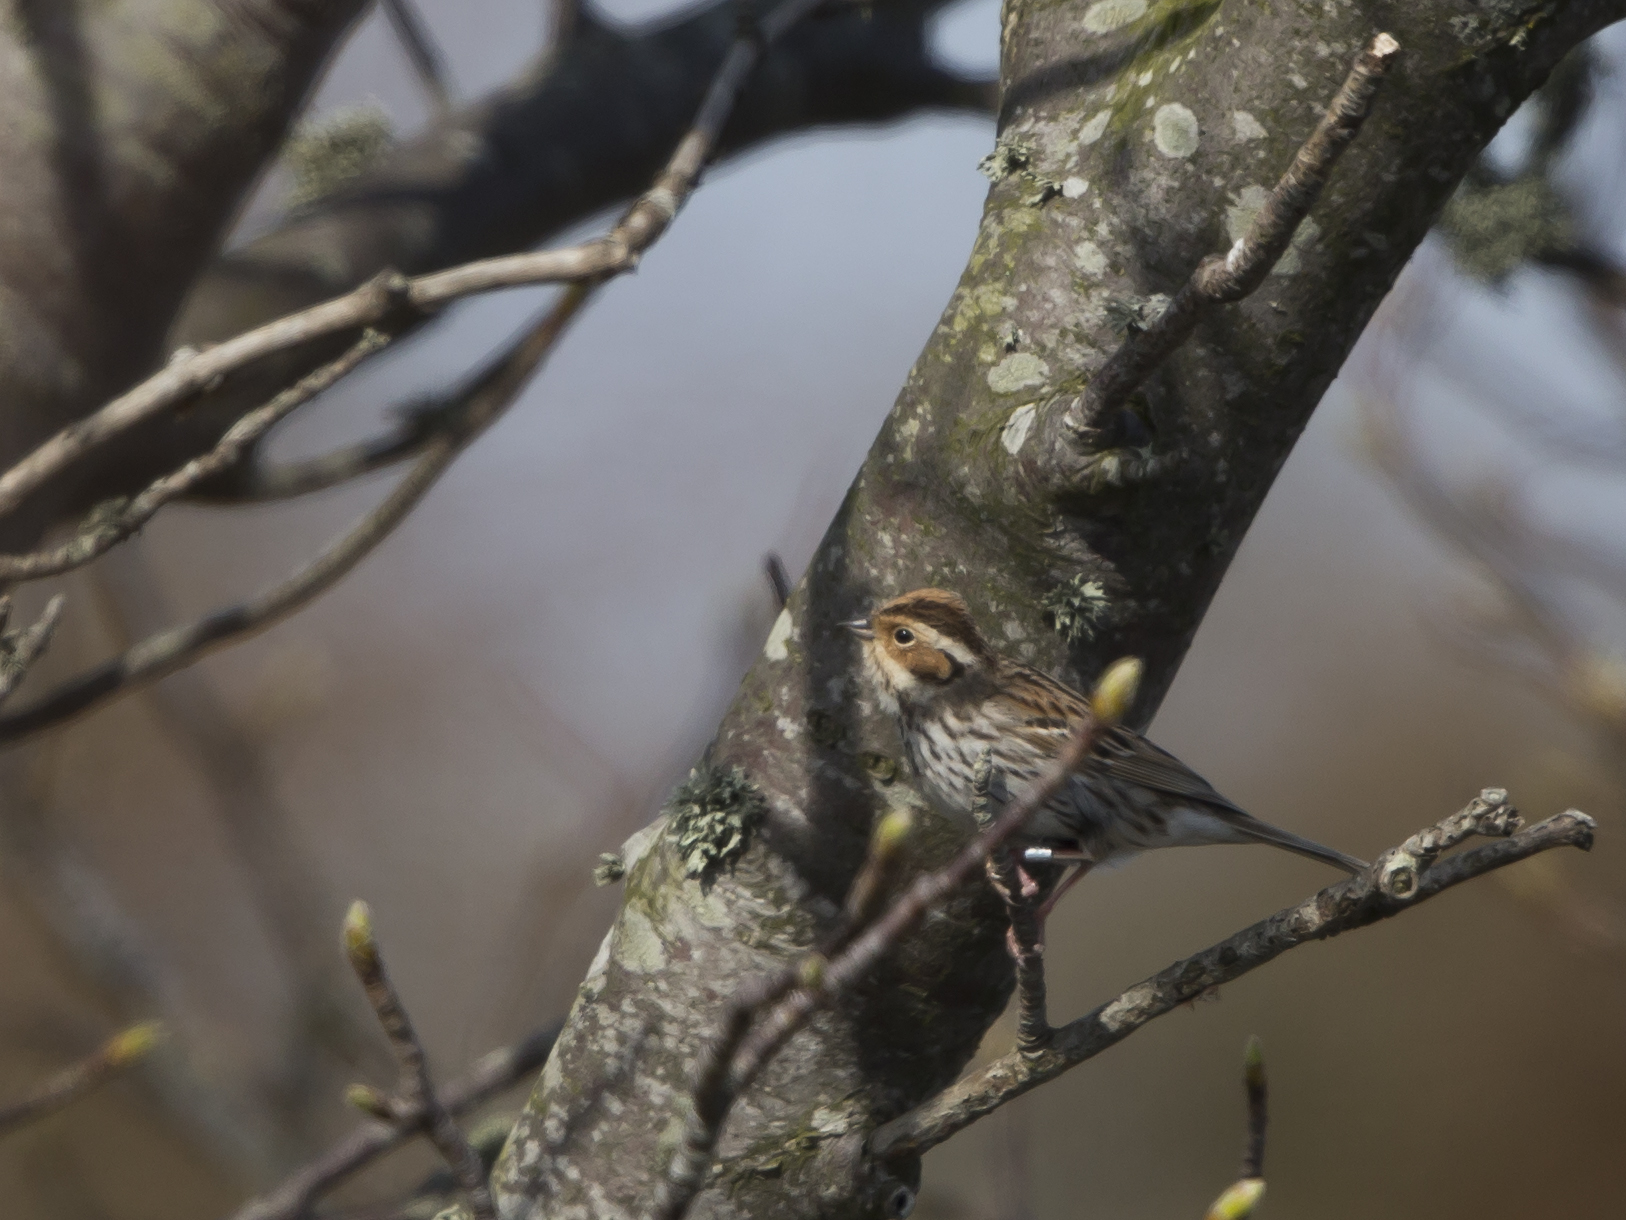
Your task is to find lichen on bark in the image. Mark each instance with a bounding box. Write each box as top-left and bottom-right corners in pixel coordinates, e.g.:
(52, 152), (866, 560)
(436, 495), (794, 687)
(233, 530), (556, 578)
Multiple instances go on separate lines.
(492, 2), (1626, 1217)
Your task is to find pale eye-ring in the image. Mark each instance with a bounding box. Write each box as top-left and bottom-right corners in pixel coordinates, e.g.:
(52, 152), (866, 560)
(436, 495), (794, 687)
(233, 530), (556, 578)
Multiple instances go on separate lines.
(893, 627), (915, 646)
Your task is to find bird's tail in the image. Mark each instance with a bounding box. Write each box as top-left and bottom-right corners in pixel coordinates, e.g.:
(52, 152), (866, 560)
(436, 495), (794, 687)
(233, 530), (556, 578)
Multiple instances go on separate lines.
(1228, 814), (1367, 873)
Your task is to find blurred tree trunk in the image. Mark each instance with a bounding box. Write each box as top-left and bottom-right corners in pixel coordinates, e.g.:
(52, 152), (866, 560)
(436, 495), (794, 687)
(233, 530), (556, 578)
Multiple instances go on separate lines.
(491, 2), (1626, 1217)
(0, 0), (370, 541)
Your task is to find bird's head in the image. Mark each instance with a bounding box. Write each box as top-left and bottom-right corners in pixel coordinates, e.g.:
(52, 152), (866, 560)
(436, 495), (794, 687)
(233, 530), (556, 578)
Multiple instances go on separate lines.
(845, 588), (993, 711)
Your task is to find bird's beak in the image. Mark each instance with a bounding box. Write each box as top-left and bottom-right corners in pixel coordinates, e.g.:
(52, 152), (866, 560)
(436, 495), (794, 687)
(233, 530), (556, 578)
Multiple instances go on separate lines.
(842, 618), (874, 640)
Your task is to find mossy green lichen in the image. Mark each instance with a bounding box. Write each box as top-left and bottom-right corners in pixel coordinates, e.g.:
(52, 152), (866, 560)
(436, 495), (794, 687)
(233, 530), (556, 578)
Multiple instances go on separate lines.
(1438, 173), (1571, 283)
(282, 103), (394, 209)
(665, 761), (768, 882)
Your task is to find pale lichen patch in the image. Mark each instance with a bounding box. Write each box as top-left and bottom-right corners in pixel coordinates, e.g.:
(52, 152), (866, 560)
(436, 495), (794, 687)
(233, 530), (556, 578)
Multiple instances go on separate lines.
(1082, 0), (1146, 33)
(615, 906), (668, 974)
(987, 353), (1049, 394)
(1080, 109), (1112, 146)
(764, 608), (793, 660)
(1000, 404), (1037, 454)
(1231, 110), (1267, 141)
(1073, 241), (1108, 276)
(1152, 103), (1200, 158)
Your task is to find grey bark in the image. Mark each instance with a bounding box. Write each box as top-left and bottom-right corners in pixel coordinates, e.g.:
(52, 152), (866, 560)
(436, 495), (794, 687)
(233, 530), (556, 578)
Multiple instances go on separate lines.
(491, 3), (1626, 1218)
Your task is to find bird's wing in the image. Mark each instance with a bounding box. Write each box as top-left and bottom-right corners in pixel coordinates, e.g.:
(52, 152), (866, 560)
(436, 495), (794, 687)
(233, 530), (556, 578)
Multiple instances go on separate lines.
(1090, 725), (1249, 815)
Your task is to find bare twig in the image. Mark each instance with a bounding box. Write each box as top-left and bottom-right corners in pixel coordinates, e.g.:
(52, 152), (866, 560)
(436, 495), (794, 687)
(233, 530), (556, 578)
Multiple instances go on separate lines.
(1066, 33), (1401, 440)
(229, 1024), (558, 1220)
(381, 0), (453, 112)
(870, 793), (1594, 1160)
(0, 286), (589, 744)
(0, 0), (829, 526)
(651, 658), (1145, 1220)
(1240, 1036), (1266, 1182)
(0, 762), (278, 1174)
(0, 594), (65, 704)
(1198, 1038), (1269, 1220)
(0, 332), (388, 583)
(0, 1022), (164, 1138)
(343, 902), (494, 1220)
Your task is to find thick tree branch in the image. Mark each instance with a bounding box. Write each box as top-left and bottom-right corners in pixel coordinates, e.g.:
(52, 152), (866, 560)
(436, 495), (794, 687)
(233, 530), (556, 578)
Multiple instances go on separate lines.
(870, 795), (1594, 1160)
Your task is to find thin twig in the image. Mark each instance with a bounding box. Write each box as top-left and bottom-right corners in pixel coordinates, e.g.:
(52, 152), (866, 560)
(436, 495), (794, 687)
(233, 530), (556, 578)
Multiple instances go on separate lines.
(0, 594), (65, 704)
(228, 1025), (558, 1220)
(1240, 1036), (1267, 1180)
(1199, 1039), (1269, 1220)
(0, 332), (388, 583)
(1066, 33), (1401, 441)
(343, 902), (494, 1220)
(764, 553), (791, 609)
(381, 0), (453, 112)
(0, 1022), (164, 1137)
(651, 659), (1144, 1220)
(0, 0), (829, 527)
(973, 751), (1049, 1054)
(0, 287), (589, 744)
(870, 794), (1594, 1161)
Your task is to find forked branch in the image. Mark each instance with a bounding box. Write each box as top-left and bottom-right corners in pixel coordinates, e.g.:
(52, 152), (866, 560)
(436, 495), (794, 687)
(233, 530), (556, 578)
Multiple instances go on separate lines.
(343, 902), (495, 1220)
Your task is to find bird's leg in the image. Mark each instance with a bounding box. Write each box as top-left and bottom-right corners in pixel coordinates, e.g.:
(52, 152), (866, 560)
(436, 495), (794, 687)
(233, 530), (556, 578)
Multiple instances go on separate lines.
(1029, 853), (1093, 925)
(985, 846), (1051, 1053)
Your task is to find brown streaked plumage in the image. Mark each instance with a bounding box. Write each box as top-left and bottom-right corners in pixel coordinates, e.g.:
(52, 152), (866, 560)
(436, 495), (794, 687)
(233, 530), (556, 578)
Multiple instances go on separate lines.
(847, 588), (1365, 874)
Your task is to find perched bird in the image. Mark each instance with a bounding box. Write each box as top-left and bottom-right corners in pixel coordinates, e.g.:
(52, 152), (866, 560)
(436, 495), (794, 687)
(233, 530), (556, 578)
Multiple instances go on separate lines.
(846, 588), (1365, 884)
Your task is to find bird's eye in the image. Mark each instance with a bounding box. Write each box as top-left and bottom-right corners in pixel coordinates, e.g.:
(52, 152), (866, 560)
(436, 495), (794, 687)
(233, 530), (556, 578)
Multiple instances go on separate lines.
(893, 627), (914, 645)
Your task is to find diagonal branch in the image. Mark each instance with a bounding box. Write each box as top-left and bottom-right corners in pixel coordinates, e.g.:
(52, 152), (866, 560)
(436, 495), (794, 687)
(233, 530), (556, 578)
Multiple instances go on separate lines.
(381, 0), (454, 112)
(0, 1022), (164, 1138)
(0, 331), (389, 582)
(0, 594), (65, 704)
(870, 792), (1594, 1161)
(0, 286), (588, 743)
